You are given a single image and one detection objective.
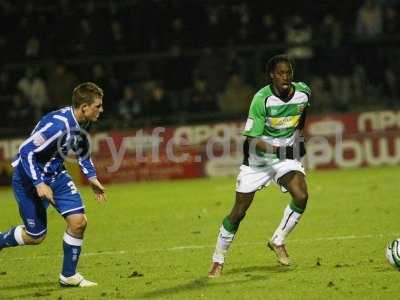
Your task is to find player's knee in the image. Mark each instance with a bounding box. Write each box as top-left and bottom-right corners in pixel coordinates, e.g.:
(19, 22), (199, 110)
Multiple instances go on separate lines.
(294, 191), (308, 208)
(76, 218), (87, 232)
(69, 217), (87, 235)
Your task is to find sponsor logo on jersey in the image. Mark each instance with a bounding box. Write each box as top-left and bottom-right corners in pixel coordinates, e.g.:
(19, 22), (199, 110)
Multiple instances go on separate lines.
(268, 115), (300, 129)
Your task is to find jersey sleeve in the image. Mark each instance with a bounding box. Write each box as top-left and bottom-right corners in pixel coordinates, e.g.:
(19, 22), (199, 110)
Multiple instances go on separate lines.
(19, 121), (64, 186)
(78, 156), (97, 180)
(75, 130), (97, 180)
(294, 82), (311, 130)
(242, 93), (267, 137)
(296, 81), (311, 107)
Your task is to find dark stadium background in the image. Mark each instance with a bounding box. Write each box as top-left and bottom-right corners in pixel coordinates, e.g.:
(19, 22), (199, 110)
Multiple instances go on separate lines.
(0, 0), (399, 184)
(1, 3), (400, 298)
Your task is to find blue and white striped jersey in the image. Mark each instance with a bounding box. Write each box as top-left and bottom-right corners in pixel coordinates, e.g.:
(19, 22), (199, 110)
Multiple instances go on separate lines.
(12, 106), (97, 186)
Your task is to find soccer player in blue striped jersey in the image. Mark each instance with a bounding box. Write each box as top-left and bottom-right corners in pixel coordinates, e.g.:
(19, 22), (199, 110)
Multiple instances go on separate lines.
(0, 82), (107, 287)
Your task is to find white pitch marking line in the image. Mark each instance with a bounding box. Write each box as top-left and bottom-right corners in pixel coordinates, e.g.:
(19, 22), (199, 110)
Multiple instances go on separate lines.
(167, 233), (389, 250)
(0, 250), (127, 261)
(0, 233), (392, 261)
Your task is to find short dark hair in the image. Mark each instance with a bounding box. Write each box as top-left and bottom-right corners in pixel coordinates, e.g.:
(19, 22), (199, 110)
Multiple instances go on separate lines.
(265, 54), (294, 75)
(72, 82), (103, 108)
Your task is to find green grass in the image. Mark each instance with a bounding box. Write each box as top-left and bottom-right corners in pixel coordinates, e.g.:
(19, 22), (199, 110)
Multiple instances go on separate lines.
(0, 166), (400, 299)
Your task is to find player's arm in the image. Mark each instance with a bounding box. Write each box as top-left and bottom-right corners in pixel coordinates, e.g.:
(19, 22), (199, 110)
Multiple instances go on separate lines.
(286, 107), (308, 159)
(75, 131), (106, 203)
(18, 122), (64, 203)
(297, 108), (307, 132)
(270, 81), (310, 159)
(296, 82), (311, 154)
(88, 177), (106, 203)
(247, 137), (277, 154)
(296, 81), (311, 135)
(242, 94), (277, 154)
(74, 128), (97, 179)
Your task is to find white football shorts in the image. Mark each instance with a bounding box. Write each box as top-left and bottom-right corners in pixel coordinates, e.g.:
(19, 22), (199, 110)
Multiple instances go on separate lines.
(235, 159), (305, 193)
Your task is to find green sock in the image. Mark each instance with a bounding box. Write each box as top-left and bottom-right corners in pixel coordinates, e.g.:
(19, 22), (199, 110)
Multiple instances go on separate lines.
(222, 216), (239, 234)
(289, 201), (305, 214)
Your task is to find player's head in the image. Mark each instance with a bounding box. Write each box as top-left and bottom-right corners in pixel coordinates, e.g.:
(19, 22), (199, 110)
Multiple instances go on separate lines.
(266, 54), (294, 94)
(72, 82), (104, 122)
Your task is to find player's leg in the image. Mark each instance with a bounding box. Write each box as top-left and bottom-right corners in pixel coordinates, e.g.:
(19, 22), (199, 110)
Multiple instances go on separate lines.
(61, 213), (87, 277)
(272, 171), (308, 245)
(269, 170), (308, 265)
(59, 213), (96, 288)
(209, 191), (255, 276)
(0, 225), (46, 249)
(52, 173), (97, 287)
(0, 171), (48, 250)
(209, 165), (271, 277)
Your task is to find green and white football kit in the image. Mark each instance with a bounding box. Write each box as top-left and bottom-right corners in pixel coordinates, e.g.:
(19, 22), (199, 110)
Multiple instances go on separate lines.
(209, 81), (311, 270)
(236, 82), (311, 193)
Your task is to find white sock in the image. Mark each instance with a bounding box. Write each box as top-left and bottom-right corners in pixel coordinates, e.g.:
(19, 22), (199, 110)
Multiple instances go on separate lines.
(212, 225), (235, 264)
(270, 204), (303, 246)
(14, 225), (25, 245)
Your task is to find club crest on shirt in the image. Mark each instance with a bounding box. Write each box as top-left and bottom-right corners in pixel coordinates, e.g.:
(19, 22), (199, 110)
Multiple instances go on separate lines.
(297, 104), (305, 114)
(270, 108), (279, 115)
(32, 133), (46, 147)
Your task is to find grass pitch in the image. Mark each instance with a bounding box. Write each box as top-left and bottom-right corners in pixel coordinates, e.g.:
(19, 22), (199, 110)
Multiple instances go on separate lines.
(0, 166), (399, 299)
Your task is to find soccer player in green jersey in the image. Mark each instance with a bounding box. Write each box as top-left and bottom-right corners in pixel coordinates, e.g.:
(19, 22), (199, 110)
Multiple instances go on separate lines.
(208, 55), (311, 277)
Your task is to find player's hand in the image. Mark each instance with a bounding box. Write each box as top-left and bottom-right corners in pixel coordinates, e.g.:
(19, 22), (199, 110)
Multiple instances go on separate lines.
(36, 183), (55, 204)
(89, 178), (107, 203)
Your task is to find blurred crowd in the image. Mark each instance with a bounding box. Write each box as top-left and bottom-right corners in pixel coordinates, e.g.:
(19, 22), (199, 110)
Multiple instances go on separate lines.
(0, 0), (399, 135)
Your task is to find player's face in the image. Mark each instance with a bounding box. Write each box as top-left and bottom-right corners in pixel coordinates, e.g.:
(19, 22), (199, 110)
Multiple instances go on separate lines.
(83, 97), (103, 122)
(270, 62), (293, 94)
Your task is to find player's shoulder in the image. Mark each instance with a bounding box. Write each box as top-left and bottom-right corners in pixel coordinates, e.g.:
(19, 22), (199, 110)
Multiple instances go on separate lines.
(42, 107), (73, 131)
(293, 81), (311, 96)
(252, 85), (273, 102)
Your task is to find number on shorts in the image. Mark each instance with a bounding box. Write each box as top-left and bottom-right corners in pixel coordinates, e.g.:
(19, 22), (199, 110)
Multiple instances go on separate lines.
(67, 181), (78, 195)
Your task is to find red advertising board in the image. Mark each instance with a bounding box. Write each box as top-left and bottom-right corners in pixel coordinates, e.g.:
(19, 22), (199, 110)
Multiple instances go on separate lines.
(0, 110), (399, 185)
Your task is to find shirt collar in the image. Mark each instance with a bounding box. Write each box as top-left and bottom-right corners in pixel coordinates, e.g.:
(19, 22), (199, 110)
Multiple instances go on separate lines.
(69, 106), (80, 128)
